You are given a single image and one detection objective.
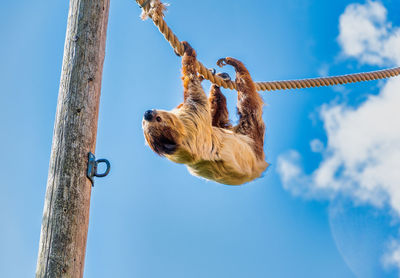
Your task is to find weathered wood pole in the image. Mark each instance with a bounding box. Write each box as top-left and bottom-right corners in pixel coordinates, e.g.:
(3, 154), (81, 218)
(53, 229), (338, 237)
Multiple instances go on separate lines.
(36, 0), (110, 277)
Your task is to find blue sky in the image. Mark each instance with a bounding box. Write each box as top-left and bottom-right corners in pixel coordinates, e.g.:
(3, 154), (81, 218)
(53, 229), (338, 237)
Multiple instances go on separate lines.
(1, 0), (400, 277)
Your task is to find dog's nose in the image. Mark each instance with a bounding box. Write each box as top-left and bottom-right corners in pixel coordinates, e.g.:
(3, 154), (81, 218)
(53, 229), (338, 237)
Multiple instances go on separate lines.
(144, 110), (155, 121)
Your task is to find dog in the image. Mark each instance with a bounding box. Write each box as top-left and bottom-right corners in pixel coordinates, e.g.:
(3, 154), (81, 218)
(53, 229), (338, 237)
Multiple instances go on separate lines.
(142, 42), (268, 185)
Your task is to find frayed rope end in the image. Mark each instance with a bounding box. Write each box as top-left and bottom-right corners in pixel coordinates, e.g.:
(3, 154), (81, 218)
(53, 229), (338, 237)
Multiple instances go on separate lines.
(140, 0), (168, 21)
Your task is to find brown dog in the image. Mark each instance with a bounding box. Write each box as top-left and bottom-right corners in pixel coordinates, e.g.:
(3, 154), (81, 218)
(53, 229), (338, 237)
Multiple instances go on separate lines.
(142, 42), (268, 185)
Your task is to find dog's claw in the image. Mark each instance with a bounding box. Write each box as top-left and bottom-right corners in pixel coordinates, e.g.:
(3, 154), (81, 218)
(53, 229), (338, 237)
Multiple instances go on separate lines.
(216, 72), (231, 81)
(217, 58), (227, 68)
(181, 41), (194, 55)
(174, 49), (181, 57)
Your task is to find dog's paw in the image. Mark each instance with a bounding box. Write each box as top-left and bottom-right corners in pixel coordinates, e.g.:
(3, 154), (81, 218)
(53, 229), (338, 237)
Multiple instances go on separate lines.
(182, 41), (196, 57)
(216, 58), (227, 68)
(216, 72), (231, 81)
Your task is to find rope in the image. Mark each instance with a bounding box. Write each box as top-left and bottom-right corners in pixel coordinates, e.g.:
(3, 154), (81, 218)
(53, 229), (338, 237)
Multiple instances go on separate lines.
(136, 0), (400, 92)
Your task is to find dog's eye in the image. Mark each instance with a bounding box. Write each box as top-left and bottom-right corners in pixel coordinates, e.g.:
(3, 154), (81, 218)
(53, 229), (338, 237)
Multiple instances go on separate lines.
(156, 116), (162, 122)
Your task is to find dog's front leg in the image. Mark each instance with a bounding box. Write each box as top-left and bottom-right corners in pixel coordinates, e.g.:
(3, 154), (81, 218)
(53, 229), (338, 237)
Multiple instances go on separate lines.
(181, 41), (208, 110)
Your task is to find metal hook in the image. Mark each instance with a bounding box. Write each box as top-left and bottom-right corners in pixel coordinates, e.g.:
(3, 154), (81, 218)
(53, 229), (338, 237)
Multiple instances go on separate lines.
(87, 152), (111, 186)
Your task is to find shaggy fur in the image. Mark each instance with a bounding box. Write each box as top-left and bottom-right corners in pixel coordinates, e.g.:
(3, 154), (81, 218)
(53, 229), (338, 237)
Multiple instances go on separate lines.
(142, 42), (269, 185)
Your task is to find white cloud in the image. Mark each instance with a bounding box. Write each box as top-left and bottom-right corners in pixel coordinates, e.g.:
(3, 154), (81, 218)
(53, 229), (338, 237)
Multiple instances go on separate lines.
(278, 77), (400, 211)
(338, 0), (400, 65)
(277, 151), (312, 197)
(317, 64), (330, 77)
(278, 1), (400, 275)
(383, 240), (400, 271)
(310, 139), (324, 153)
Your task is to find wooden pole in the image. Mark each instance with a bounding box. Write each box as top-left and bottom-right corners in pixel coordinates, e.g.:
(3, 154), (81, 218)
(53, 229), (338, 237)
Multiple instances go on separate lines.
(36, 0), (110, 277)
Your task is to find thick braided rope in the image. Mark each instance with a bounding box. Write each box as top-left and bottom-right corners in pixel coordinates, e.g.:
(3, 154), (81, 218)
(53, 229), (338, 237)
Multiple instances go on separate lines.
(256, 67), (400, 91)
(136, 0), (400, 91)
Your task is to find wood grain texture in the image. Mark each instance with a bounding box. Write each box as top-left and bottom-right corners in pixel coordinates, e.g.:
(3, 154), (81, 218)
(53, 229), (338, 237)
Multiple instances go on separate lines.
(36, 0), (110, 277)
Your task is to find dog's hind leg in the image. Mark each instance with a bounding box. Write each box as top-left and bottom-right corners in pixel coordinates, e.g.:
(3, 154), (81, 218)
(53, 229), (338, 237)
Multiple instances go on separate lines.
(217, 57), (265, 159)
(208, 84), (231, 129)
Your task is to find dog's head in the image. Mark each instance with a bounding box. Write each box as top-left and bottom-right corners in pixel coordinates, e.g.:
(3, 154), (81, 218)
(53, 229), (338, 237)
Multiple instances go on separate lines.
(142, 109), (185, 156)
